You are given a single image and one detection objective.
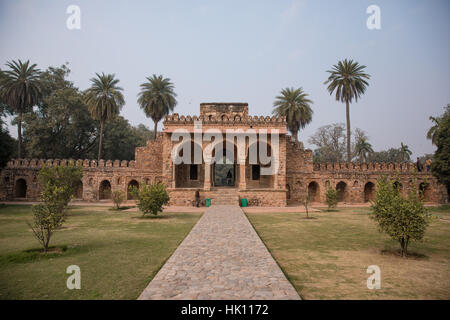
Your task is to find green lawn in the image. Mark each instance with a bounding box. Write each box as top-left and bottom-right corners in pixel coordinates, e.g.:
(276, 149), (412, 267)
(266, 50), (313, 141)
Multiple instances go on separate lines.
(247, 206), (450, 300)
(0, 204), (202, 299)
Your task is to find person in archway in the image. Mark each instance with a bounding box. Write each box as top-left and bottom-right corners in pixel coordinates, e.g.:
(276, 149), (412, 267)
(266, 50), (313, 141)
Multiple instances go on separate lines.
(425, 157), (432, 172)
(194, 190), (200, 207)
(416, 157), (423, 172)
(226, 169), (232, 185)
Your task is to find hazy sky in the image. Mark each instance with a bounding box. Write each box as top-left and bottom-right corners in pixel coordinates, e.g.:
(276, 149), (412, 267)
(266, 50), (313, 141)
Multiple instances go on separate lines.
(1, 0), (449, 157)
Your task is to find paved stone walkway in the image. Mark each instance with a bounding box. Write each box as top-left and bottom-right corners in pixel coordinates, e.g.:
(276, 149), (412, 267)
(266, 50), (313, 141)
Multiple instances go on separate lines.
(138, 205), (300, 300)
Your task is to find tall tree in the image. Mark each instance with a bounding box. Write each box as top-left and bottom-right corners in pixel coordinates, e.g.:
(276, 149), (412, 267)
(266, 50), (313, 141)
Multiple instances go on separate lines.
(431, 105), (450, 193)
(324, 59), (370, 162)
(272, 87), (313, 142)
(0, 60), (41, 159)
(427, 105), (449, 146)
(308, 123), (347, 162)
(138, 75), (177, 139)
(355, 137), (373, 162)
(398, 142), (412, 162)
(23, 65), (97, 159)
(84, 73), (124, 161)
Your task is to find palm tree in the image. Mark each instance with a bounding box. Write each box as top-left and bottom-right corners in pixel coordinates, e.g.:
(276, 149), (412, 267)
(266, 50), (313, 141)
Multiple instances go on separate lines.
(0, 60), (41, 159)
(399, 142), (412, 162)
(84, 73), (124, 161)
(272, 87), (313, 142)
(324, 59), (370, 162)
(427, 116), (441, 145)
(138, 75), (177, 139)
(355, 137), (373, 162)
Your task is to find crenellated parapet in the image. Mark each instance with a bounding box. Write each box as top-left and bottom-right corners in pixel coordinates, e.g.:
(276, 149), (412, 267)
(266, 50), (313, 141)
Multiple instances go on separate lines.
(312, 162), (418, 173)
(163, 113), (286, 126)
(6, 158), (136, 169)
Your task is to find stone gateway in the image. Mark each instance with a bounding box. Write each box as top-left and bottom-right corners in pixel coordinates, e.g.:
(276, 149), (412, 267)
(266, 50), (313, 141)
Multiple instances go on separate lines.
(1, 103), (447, 206)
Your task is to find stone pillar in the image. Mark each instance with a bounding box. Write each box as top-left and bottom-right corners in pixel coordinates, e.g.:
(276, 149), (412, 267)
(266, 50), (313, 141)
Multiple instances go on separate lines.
(239, 163), (246, 190)
(172, 162), (176, 188)
(204, 162), (211, 191)
(273, 159), (279, 189)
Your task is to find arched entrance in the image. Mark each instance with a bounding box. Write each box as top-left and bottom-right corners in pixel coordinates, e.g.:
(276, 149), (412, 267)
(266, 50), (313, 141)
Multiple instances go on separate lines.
(99, 180), (112, 200)
(14, 179), (27, 198)
(174, 140), (204, 188)
(213, 145), (237, 187)
(393, 181), (402, 192)
(307, 182), (320, 202)
(419, 182), (432, 202)
(74, 180), (83, 199)
(336, 181), (347, 202)
(364, 182), (375, 202)
(127, 180), (139, 200)
(245, 140), (275, 189)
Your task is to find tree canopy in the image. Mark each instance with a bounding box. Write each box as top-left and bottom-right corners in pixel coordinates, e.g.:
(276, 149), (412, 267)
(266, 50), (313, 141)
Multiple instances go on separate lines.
(272, 87), (313, 141)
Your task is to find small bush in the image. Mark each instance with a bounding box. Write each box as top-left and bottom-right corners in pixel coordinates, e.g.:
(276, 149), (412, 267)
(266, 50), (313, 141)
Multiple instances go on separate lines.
(112, 190), (125, 209)
(130, 182), (170, 216)
(29, 165), (83, 252)
(370, 176), (434, 257)
(325, 187), (338, 210)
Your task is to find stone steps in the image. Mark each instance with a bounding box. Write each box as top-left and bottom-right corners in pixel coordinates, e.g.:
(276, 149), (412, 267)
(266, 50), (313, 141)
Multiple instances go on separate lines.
(208, 188), (240, 205)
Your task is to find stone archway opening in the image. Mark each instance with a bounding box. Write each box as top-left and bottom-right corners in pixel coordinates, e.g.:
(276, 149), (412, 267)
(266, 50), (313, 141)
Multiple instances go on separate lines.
(307, 182), (320, 202)
(246, 140), (275, 189)
(99, 180), (112, 200)
(336, 181), (348, 202)
(364, 182), (375, 202)
(15, 178), (27, 198)
(393, 181), (403, 192)
(419, 182), (432, 202)
(74, 180), (83, 199)
(174, 140), (204, 188)
(213, 145), (237, 188)
(127, 180), (139, 200)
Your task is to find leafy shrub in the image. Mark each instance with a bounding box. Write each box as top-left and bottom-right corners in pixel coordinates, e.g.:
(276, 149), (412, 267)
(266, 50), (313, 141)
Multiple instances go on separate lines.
(29, 165), (83, 252)
(325, 187), (338, 210)
(38, 163), (83, 206)
(112, 190), (125, 209)
(370, 177), (434, 257)
(130, 182), (169, 216)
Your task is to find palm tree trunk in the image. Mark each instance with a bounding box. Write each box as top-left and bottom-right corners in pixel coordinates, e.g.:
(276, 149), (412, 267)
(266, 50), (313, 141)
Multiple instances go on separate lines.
(153, 121), (158, 140)
(345, 99), (351, 162)
(17, 112), (22, 159)
(98, 120), (104, 162)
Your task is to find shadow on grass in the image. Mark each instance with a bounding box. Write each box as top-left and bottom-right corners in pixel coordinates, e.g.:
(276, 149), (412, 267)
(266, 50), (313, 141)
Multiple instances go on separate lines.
(108, 206), (136, 211)
(301, 216), (318, 220)
(132, 214), (171, 220)
(0, 245), (87, 265)
(430, 204), (450, 212)
(380, 248), (429, 260)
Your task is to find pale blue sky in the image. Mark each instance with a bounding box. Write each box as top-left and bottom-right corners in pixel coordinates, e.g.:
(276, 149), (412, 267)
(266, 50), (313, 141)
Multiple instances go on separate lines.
(1, 0), (449, 157)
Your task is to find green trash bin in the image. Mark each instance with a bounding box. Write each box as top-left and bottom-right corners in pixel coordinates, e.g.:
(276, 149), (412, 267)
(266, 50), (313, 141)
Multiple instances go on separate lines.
(206, 198), (211, 207)
(241, 198), (247, 207)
